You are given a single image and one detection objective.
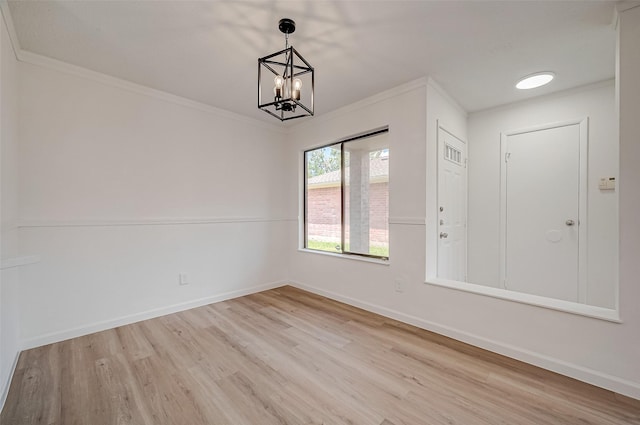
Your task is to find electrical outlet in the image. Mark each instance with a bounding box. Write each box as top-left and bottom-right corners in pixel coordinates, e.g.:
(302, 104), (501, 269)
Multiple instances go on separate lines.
(179, 273), (189, 286)
(394, 279), (405, 293)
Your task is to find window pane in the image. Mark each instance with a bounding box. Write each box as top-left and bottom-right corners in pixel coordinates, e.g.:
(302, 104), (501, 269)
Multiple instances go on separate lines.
(344, 134), (389, 257)
(305, 145), (342, 253)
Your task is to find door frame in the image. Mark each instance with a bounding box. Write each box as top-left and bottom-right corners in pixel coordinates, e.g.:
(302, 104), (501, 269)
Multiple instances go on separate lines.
(499, 118), (588, 303)
(436, 121), (468, 281)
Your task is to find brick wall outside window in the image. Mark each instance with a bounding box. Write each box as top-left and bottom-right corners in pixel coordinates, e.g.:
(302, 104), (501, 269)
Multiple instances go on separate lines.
(306, 182), (388, 246)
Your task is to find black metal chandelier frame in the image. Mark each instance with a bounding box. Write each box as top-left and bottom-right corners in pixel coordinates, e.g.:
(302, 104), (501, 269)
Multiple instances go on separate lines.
(258, 19), (314, 121)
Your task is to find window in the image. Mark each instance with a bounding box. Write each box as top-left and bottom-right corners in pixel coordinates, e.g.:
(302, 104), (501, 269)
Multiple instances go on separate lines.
(304, 128), (389, 259)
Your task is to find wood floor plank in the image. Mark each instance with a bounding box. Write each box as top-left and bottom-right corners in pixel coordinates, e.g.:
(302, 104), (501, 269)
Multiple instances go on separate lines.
(2, 286), (639, 425)
(115, 323), (156, 362)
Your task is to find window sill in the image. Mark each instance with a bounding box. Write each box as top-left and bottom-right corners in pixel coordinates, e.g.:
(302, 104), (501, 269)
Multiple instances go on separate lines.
(298, 248), (390, 265)
(425, 277), (621, 323)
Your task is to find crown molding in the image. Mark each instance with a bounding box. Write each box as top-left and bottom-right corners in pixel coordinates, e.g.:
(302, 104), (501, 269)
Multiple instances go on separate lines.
(1, 2), (285, 135)
(469, 79), (615, 117)
(1, 255), (40, 270)
(427, 77), (469, 118)
(289, 77), (428, 131)
(613, 1), (640, 28)
(17, 50), (287, 134)
(0, 0), (20, 60)
(616, 1), (640, 13)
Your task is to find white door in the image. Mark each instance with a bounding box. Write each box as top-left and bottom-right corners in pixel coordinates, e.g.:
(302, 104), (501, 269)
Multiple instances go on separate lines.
(437, 126), (467, 281)
(501, 121), (585, 301)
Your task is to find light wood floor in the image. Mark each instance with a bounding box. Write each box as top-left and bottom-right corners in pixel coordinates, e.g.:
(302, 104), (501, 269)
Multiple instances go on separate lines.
(2, 286), (639, 425)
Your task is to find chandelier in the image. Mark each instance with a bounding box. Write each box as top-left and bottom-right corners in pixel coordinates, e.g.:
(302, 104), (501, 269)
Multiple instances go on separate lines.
(258, 18), (314, 121)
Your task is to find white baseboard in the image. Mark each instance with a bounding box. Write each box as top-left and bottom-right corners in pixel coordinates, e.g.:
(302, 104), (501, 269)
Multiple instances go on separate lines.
(21, 281), (287, 350)
(288, 281), (640, 401)
(0, 351), (20, 414)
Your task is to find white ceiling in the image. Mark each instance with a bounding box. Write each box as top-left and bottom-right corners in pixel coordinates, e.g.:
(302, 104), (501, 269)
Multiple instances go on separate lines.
(6, 1), (617, 123)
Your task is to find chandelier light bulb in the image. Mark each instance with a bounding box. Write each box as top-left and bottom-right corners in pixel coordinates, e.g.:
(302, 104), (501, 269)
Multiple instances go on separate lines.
(292, 78), (302, 100)
(274, 75), (284, 98)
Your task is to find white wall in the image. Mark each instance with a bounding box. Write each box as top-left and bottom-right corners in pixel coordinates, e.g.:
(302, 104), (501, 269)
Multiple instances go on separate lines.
(286, 80), (428, 314)
(16, 58), (290, 347)
(286, 5), (640, 400)
(0, 11), (21, 406)
(616, 1), (640, 398)
(467, 82), (618, 308)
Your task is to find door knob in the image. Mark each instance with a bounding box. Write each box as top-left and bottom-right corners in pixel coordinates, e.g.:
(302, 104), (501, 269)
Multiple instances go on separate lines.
(565, 219), (575, 226)
(440, 232), (448, 239)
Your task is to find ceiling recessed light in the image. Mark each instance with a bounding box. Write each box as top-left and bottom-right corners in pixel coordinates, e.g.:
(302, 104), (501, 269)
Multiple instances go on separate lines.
(516, 72), (555, 90)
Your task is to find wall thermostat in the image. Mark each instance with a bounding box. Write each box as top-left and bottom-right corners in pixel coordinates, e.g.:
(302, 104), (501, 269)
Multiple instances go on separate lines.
(599, 177), (616, 190)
